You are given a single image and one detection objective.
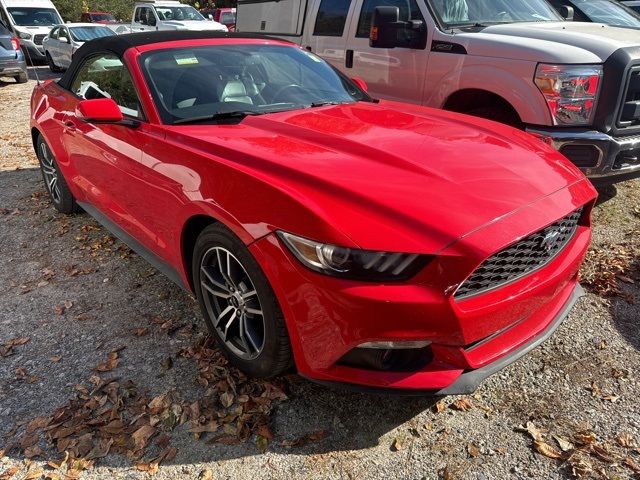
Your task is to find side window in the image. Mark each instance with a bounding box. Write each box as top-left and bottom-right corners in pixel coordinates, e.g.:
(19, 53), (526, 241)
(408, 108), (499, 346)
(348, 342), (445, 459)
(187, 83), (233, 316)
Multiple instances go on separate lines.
(49, 26), (58, 39)
(356, 0), (425, 40)
(313, 0), (351, 36)
(134, 7), (147, 24)
(70, 54), (144, 119)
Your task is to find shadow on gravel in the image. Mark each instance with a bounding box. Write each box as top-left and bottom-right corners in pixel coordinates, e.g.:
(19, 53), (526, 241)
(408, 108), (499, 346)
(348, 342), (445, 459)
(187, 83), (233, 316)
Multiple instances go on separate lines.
(27, 66), (60, 82)
(594, 184), (618, 206)
(0, 168), (439, 472)
(607, 257), (640, 352)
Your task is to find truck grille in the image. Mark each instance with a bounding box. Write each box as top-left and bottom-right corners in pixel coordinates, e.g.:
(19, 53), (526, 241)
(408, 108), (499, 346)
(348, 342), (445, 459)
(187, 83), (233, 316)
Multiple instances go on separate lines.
(33, 34), (46, 45)
(619, 67), (640, 129)
(454, 209), (583, 301)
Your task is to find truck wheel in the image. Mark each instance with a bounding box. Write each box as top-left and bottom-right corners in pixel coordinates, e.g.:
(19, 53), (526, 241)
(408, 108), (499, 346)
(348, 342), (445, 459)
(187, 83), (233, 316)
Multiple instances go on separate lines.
(466, 106), (522, 129)
(15, 72), (28, 83)
(46, 52), (61, 73)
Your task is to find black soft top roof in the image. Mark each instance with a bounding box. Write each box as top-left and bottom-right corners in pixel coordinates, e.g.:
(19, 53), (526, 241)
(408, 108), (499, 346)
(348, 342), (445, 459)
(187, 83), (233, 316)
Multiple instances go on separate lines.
(58, 31), (288, 90)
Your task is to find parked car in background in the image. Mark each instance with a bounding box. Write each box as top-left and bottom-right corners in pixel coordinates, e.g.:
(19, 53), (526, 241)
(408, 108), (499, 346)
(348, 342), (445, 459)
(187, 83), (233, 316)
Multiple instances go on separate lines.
(30, 31), (597, 393)
(131, 0), (227, 32)
(80, 11), (117, 24)
(237, 0), (640, 185)
(0, 0), (62, 63)
(210, 7), (236, 31)
(43, 23), (114, 71)
(0, 21), (26, 82)
(620, 0), (640, 12)
(550, 0), (640, 28)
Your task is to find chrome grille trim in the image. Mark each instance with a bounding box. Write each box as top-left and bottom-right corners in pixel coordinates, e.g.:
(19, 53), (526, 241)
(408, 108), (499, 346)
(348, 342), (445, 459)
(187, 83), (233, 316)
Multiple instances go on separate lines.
(454, 208), (583, 301)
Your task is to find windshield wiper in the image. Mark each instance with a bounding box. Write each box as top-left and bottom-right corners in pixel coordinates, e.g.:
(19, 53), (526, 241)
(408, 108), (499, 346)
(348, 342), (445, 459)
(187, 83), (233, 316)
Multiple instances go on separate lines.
(173, 110), (260, 125)
(308, 101), (349, 108)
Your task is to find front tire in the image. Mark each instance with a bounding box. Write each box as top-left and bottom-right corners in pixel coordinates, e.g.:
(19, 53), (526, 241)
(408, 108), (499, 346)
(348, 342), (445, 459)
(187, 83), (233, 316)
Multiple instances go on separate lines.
(15, 72), (28, 83)
(45, 52), (60, 73)
(35, 135), (81, 214)
(192, 224), (292, 378)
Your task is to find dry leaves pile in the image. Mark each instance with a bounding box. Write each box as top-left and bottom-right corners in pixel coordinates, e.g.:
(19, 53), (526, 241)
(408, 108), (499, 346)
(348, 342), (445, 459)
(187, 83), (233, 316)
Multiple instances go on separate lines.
(518, 421), (640, 478)
(0, 337), (29, 358)
(581, 244), (638, 299)
(2, 336), (291, 477)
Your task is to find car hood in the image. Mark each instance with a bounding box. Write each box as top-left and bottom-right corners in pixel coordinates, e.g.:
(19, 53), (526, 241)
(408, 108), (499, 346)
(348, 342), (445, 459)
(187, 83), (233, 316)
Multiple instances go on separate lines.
(454, 21), (640, 63)
(162, 20), (226, 31)
(167, 102), (587, 253)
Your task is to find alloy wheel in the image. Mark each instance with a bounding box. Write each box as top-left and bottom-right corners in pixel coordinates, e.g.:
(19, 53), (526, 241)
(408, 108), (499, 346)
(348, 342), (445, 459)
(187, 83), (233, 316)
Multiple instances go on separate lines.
(39, 142), (61, 204)
(200, 247), (266, 360)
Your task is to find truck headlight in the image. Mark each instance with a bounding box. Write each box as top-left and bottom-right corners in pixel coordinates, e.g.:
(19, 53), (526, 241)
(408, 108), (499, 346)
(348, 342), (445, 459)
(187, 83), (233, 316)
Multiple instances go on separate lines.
(18, 31), (32, 40)
(277, 231), (430, 281)
(535, 64), (602, 126)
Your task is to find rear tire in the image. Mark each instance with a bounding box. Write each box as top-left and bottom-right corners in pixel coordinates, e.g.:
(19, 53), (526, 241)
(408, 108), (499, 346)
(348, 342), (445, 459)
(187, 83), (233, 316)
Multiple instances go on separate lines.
(15, 72), (28, 83)
(35, 134), (81, 214)
(45, 52), (60, 73)
(192, 224), (292, 378)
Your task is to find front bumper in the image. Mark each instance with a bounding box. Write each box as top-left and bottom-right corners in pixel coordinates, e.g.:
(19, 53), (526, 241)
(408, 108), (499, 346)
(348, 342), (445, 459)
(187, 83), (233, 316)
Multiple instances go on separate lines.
(526, 126), (640, 185)
(249, 180), (596, 393)
(21, 42), (45, 62)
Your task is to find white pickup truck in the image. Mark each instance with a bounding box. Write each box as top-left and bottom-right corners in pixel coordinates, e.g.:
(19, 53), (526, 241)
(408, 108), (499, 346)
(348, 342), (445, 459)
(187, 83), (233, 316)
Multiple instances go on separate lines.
(131, 0), (226, 33)
(237, 0), (640, 184)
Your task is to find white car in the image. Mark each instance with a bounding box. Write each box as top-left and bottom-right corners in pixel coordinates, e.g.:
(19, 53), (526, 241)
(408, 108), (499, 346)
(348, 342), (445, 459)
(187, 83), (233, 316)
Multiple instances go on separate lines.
(131, 0), (227, 32)
(43, 22), (114, 71)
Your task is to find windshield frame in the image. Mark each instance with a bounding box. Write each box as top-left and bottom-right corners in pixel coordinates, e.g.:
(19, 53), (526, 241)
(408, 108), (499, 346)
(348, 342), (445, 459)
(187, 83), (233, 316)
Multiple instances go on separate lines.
(7, 7), (63, 27)
(425, 0), (563, 30)
(138, 43), (374, 126)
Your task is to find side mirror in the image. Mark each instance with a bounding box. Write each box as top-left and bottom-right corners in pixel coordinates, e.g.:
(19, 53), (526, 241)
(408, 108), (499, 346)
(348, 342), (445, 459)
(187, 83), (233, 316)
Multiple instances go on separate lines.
(351, 77), (368, 92)
(58, 36), (69, 43)
(208, 14), (213, 20)
(558, 5), (574, 20)
(370, 6), (401, 49)
(76, 98), (123, 123)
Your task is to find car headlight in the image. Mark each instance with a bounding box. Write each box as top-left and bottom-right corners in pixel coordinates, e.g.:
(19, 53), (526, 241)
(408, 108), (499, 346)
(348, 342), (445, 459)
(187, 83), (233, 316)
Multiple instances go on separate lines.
(17, 31), (32, 40)
(277, 231), (429, 281)
(534, 64), (602, 126)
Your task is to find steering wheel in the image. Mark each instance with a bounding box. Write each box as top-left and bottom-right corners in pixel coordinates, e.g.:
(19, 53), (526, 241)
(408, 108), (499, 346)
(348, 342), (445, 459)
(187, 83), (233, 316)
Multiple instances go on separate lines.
(271, 84), (307, 103)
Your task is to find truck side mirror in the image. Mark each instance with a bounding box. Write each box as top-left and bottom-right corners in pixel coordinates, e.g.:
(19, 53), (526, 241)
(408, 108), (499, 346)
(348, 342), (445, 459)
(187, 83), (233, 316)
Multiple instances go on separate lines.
(370, 6), (401, 49)
(558, 5), (574, 21)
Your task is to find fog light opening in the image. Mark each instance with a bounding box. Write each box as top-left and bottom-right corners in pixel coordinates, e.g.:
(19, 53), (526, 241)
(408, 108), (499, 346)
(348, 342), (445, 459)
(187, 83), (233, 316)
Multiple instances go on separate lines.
(338, 343), (434, 372)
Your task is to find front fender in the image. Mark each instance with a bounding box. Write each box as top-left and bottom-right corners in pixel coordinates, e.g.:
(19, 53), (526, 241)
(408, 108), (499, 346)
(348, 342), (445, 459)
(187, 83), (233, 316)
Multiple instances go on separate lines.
(426, 58), (552, 126)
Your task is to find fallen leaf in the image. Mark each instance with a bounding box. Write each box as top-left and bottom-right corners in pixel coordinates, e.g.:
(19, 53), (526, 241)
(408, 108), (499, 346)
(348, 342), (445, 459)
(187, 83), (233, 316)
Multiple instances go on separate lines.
(255, 424), (273, 440)
(95, 351), (119, 372)
(132, 425), (156, 451)
(391, 437), (403, 451)
(199, 469), (214, 480)
(0, 466), (20, 480)
(49, 355), (62, 363)
(219, 391), (234, 408)
(553, 435), (574, 452)
(433, 400), (446, 413)
(574, 432), (597, 445)
(451, 398), (473, 411)
(617, 433), (635, 448)
(534, 440), (563, 459)
(467, 443), (481, 457)
(255, 435), (268, 452)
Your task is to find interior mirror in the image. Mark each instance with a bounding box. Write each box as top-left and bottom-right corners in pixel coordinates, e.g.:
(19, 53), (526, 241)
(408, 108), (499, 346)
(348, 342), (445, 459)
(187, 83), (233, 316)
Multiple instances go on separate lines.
(370, 6), (401, 49)
(76, 98), (124, 123)
(352, 77), (368, 92)
(558, 5), (574, 20)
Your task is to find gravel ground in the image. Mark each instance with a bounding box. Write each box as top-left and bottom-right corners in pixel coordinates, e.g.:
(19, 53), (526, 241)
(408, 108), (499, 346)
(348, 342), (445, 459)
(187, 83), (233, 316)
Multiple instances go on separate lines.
(0, 69), (639, 480)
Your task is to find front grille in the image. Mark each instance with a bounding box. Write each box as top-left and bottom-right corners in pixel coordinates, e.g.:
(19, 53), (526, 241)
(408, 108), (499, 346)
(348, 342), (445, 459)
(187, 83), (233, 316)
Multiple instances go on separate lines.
(619, 67), (640, 129)
(33, 34), (46, 45)
(454, 209), (583, 301)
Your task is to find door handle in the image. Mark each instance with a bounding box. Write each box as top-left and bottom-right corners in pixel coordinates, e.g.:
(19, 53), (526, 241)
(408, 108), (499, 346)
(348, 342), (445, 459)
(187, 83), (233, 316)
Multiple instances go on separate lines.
(64, 120), (76, 130)
(346, 49), (354, 69)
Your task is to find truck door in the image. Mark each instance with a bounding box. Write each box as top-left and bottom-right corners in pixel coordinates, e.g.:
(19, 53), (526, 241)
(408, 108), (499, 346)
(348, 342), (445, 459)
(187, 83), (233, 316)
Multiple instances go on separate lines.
(343, 0), (430, 104)
(132, 6), (158, 32)
(304, 0), (358, 71)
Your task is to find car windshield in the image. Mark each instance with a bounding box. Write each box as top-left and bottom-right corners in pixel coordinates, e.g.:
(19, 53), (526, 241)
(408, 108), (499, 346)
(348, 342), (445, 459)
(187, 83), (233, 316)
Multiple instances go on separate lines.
(154, 6), (205, 21)
(69, 26), (115, 42)
(429, 0), (562, 27)
(7, 7), (62, 26)
(221, 11), (236, 23)
(91, 13), (116, 21)
(141, 44), (371, 125)
(570, 0), (640, 27)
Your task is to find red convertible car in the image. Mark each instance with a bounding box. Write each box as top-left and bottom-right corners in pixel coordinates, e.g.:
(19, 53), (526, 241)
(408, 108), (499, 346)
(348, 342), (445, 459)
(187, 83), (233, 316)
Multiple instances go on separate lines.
(30, 32), (597, 393)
